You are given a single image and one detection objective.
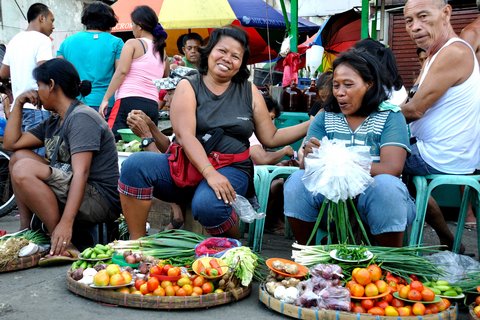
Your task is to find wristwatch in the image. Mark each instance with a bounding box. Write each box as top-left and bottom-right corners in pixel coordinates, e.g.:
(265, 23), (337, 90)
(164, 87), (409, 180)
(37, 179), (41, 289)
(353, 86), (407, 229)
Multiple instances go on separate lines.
(141, 137), (155, 149)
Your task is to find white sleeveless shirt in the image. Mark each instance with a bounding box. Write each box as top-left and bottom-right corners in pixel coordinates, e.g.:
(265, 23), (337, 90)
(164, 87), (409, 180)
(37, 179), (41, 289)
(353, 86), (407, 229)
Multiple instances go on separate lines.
(410, 38), (480, 174)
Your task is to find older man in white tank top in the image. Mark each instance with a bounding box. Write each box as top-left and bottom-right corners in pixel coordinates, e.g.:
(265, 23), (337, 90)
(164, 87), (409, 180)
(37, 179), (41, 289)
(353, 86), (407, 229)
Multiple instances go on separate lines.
(402, 0), (480, 253)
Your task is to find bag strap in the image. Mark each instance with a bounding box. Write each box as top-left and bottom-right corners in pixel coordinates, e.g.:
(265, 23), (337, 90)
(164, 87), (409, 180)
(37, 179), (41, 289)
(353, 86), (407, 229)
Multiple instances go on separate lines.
(50, 100), (81, 166)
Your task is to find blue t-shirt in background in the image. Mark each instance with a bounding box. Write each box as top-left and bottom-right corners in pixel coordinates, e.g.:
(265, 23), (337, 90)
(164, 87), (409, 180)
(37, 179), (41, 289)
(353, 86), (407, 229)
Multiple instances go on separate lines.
(57, 31), (124, 107)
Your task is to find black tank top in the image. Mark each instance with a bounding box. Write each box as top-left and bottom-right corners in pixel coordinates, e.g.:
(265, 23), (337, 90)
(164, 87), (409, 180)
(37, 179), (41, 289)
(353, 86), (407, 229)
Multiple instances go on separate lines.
(185, 73), (254, 178)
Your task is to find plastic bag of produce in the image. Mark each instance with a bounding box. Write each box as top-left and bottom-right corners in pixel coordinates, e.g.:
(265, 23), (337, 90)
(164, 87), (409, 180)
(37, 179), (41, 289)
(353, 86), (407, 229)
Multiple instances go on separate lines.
(424, 251), (480, 283)
(316, 286), (351, 311)
(194, 237), (241, 258)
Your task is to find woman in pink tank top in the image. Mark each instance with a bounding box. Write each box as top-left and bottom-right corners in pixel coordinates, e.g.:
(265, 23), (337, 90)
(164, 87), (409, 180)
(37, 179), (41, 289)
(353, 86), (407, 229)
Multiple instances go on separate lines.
(99, 5), (169, 140)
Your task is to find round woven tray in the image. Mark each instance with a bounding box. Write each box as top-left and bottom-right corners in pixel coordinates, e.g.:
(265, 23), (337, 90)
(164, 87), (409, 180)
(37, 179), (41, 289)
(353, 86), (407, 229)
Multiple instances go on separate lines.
(66, 271), (251, 309)
(469, 302), (479, 320)
(259, 283), (458, 320)
(0, 252), (43, 273)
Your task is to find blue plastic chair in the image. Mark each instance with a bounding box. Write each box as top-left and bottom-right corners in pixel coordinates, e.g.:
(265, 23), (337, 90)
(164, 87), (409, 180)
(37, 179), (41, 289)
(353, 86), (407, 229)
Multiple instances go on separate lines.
(251, 165), (300, 252)
(409, 174), (480, 256)
(240, 165), (269, 248)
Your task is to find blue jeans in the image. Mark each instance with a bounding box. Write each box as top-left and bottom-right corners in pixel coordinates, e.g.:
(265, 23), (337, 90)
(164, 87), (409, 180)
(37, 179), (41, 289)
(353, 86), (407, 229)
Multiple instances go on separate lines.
(119, 152), (249, 231)
(403, 143), (446, 176)
(22, 109), (50, 157)
(284, 171), (416, 235)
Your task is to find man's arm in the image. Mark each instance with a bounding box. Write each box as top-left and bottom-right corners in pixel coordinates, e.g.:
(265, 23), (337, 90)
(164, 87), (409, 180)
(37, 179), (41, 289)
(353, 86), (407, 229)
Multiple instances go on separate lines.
(0, 64), (10, 81)
(401, 42), (474, 122)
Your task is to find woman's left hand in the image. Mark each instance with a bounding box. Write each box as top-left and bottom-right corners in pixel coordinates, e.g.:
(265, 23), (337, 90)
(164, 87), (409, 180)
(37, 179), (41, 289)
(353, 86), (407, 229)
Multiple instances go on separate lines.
(204, 169), (236, 204)
(49, 220), (73, 256)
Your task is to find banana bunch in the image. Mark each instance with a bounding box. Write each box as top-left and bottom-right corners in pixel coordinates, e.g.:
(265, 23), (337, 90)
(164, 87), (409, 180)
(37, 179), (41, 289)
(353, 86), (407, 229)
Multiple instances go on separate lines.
(424, 280), (463, 297)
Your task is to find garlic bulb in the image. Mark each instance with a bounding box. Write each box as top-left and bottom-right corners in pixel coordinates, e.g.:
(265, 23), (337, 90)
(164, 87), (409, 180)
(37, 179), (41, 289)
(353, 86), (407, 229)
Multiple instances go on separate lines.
(18, 243), (39, 257)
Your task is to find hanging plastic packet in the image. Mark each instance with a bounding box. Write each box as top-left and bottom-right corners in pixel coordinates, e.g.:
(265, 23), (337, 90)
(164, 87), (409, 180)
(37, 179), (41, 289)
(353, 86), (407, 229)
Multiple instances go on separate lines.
(231, 194), (265, 223)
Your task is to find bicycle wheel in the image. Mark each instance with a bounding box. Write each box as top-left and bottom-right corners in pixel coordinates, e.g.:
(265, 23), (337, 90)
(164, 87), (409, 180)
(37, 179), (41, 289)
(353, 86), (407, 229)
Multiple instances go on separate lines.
(0, 150), (16, 217)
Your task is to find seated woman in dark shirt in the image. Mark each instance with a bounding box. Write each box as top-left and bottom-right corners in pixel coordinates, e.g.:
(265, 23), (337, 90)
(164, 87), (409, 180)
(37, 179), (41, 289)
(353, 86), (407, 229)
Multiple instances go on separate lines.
(4, 58), (120, 256)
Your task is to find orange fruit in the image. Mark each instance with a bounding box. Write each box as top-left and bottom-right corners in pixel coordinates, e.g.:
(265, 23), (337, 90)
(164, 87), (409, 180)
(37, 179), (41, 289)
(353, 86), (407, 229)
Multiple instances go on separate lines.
(353, 268), (372, 286)
(352, 305), (366, 313)
(346, 280), (358, 290)
(426, 304), (439, 314)
(399, 285), (410, 299)
(375, 280), (389, 294)
(391, 298), (405, 308)
(412, 302), (426, 316)
(475, 295), (480, 306)
(382, 293), (393, 303)
(193, 275), (205, 288)
(384, 306), (399, 316)
(421, 288), (435, 302)
(153, 287), (166, 296)
(165, 285), (175, 296)
(147, 277), (159, 292)
(350, 284), (365, 297)
(367, 265), (382, 281)
(167, 267), (181, 277)
(160, 280), (172, 289)
(407, 289), (422, 301)
(116, 287), (130, 294)
(182, 284), (193, 296)
(176, 288), (187, 296)
(368, 307), (385, 316)
(140, 283), (149, 295)
(375, 300), (389, 309)
(410, 280), (424, 292)
(192, 286), (203, 295)
(361, 299), (374, 311)
(442, 298), (451, 309)
(134, 278), (146, 291)
(397, 307), (411, 316)
(172, 285), (180, 293)
(202, 282), (214, 294)
(365, 283), (379, 297)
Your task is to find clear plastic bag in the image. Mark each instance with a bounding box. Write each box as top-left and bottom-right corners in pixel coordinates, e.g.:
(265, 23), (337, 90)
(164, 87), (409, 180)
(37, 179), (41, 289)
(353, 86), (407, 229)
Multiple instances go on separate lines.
(302, 138), (373, 202)
(424, 251), (480, 283)
(231, 194), (265, 223)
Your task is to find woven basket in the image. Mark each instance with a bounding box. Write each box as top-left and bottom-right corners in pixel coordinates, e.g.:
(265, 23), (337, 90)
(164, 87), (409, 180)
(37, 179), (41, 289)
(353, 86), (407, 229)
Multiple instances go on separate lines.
(66, 271), (251, 309)
(469, 302), (480, 320)
(259, 283), (458, 320)
(0, 252), (43, 273)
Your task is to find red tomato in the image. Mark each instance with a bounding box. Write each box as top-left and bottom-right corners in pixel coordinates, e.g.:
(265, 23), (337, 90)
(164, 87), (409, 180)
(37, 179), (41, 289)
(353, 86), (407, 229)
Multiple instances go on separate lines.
(162, 264), (173, 275)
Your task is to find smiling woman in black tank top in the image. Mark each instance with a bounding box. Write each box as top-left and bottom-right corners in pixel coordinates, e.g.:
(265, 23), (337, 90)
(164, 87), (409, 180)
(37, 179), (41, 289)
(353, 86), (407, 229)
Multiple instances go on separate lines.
(117, 27), (311, 240)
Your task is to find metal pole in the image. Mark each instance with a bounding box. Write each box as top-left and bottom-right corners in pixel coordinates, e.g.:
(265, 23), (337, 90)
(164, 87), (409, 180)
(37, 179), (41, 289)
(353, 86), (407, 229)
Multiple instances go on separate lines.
(278, 0), (290, 33)
(371, 0), (378, 40)
(361, 0), (370, 39)
(290, 0), (298, 53)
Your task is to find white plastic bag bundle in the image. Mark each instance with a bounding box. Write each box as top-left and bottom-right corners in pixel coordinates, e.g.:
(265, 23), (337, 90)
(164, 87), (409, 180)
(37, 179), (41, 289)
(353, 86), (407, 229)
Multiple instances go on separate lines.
(302, 138), (374, 203)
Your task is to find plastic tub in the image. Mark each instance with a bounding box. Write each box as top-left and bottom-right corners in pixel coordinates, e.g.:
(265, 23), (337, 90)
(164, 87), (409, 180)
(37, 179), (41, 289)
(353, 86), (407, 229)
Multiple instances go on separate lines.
(117, 128), (141, 142)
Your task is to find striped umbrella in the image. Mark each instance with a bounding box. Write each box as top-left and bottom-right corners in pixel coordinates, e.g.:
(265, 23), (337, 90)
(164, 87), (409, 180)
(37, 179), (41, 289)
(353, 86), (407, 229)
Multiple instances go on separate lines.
(111, 0), (319, 64)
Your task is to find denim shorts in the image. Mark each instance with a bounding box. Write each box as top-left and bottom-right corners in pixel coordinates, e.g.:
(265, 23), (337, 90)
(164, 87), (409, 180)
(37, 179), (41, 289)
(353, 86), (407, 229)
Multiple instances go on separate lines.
(23, 109), (50, 157)
(44, 167), (115, 223)
(118, 152), (250, 234)
(403, 143), (446, 176)
(284, 170), (416, 235)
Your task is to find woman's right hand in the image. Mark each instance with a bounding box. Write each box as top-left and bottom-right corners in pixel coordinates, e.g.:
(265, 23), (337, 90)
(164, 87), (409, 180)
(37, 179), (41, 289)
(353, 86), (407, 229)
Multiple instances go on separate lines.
(15, 90), (39, 109)
(303, 137), (321, 158)
(98, 100), (109, 119)
(204, 168), (236, 204)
